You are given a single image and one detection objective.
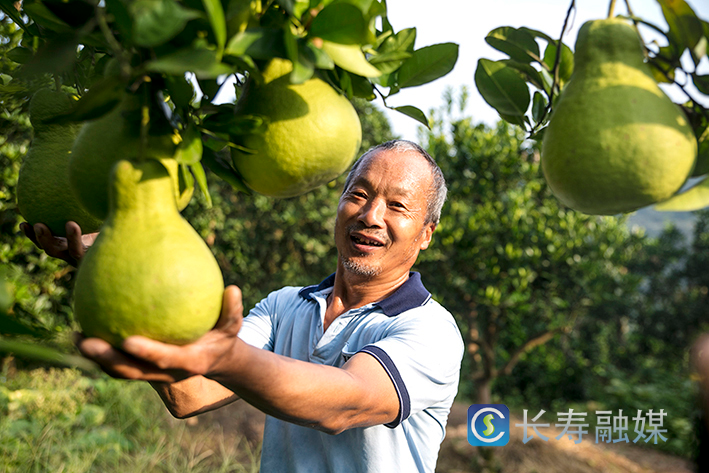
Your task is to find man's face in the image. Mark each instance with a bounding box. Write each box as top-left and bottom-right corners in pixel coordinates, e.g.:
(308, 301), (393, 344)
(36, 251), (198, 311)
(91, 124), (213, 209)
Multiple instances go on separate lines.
(334, 149), (436, 279)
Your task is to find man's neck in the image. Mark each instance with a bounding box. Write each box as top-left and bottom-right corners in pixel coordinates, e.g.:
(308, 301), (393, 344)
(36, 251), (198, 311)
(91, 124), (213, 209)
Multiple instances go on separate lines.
(323, 265), (410, 331)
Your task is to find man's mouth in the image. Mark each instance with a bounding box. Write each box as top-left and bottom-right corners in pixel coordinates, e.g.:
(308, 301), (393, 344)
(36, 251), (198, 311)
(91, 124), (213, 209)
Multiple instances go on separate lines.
(351, 234), (385, 247)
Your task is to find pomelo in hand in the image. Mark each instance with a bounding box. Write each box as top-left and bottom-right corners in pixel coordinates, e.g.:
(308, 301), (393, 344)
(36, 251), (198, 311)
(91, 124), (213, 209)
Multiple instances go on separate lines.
(231, 58), (362, 197)
(69, 94), (193, 220)
(541, 18), (697, 215)
(16, 89), (102, 236)
(73, 159), (224, 347)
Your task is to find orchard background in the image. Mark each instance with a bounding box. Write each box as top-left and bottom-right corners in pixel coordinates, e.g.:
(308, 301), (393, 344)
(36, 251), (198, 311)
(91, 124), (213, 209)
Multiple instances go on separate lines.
(2, 0), (709, 471)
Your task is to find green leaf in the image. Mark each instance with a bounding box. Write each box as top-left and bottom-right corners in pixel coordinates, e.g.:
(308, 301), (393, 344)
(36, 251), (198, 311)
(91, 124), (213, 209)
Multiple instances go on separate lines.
(485, 26), (540, 64)
(175, 124), (203, 165)
(393, 105), (429, 128)
(655, 177), (709, 211)
(543, 41), (574, 84)
(334, 0), (374, 15)
(320, 41), (381, 77)
(349, 73), (375, 100)
(43, 0), (95, 28)
(397, 43), (458, 89)
(146, 48), (235, 79)
(225, 28), (286, 59)
(532, 91), (547, 123)
(190, 162), (212, 207)
(648, 46), (676, 83)
(202, 0), (227, 52)
(692, 73), (709, 95)
(165, 74), (195, 108)
(22, 2), (73, 33)
(201, 148), (251, 194)
(130, 0), (202, 48)
(305, 41), (335, 69)
(339, 70), (353, 98)
(657, 0), (703, 51)
(7, 47), (33, 64)
(369, 50), (411, 74)
(378, 27), (416, 54)
(498, 111), (528, 128)
(291, 41), (316, 84)
(179, 163), (195, 202)
(310, 3), (367, 45)
(283, 22), (300, 75)
(0, 339), (97, 371)
(105, 0), (133, 41)
(502, 59), (544, 90)
(475, 58), (530, 117)
(0, 0), (32, 35)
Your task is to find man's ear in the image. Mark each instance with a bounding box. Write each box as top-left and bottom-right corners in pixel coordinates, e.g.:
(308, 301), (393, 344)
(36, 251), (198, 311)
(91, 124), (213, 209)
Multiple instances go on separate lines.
(419, 224), (436, 250)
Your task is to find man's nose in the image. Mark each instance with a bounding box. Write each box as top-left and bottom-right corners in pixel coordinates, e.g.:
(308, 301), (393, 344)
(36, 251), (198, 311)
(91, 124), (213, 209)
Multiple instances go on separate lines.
(358, 199), (386, 227)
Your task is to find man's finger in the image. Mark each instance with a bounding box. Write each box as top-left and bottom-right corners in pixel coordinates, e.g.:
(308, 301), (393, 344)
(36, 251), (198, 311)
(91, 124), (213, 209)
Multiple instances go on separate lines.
(20, 222), (39, 247)
(213, 285), (244, 332)
(79, 336), (180, 382)
(121, 335), (198, 373)
(66, 221), (86, 260)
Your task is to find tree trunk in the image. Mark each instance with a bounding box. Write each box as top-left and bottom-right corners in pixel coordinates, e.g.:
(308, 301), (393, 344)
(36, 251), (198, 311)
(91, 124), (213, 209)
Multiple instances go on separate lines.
(476, 376), (492, 404)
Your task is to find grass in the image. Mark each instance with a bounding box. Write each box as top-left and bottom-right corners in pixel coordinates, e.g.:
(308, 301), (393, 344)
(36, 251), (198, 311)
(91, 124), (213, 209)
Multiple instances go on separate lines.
(0, 362), (260, 473)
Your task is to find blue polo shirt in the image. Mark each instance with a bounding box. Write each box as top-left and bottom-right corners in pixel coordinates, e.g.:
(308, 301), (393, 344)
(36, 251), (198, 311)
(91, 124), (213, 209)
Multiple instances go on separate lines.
(238, 272), (464, 473)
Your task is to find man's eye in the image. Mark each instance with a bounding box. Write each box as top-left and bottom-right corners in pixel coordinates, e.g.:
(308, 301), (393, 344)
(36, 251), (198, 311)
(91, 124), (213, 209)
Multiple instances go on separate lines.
(390, 202), (405, 209)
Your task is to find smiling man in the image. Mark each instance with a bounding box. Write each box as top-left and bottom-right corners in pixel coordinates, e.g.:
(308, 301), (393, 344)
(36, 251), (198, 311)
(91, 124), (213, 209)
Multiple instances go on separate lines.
(27, 140), (464, 473)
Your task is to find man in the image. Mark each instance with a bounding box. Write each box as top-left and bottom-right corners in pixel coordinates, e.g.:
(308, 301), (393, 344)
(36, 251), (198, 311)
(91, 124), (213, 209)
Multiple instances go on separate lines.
(24, 140), (464, 472)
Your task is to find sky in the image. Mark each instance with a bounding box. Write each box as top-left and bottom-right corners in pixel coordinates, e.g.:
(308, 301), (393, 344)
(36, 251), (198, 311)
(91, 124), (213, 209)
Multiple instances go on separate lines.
(380, 0), (709, 140)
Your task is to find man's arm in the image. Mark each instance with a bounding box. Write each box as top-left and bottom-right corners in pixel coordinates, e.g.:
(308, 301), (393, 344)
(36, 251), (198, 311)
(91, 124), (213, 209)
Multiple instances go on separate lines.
(149, 377), (239, 418)
(79, 286), (400, 434)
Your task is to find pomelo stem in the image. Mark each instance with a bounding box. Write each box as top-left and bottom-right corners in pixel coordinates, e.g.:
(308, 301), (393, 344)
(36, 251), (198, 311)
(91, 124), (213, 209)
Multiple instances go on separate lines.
(607, 0), (617, 18)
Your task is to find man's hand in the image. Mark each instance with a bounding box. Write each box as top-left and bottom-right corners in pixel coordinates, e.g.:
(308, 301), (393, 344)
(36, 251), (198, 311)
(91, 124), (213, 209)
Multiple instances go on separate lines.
(76, 285), (244, 383)
(20, 221), (98, 267)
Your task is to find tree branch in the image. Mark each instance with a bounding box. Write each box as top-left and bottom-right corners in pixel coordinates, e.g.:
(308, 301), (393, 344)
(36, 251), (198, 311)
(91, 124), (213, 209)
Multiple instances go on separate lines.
(500, 328), (563, 376)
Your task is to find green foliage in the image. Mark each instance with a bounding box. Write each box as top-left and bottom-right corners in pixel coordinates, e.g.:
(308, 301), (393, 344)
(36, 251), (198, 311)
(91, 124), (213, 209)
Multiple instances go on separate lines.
(0, 366), (260, 472)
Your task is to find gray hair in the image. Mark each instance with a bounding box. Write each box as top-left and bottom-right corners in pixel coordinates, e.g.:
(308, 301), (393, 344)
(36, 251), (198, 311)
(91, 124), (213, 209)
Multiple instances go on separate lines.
(343, 140), (447, 225)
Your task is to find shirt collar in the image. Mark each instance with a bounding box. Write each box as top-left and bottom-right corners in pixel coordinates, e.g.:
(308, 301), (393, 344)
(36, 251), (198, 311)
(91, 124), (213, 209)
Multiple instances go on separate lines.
(298, 271), (431, 317)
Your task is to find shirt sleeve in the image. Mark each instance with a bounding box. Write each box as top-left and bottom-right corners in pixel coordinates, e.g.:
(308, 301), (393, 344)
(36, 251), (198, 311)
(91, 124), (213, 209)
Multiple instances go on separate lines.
(358, 304), (464, 427)
(237, 291), (279, 351)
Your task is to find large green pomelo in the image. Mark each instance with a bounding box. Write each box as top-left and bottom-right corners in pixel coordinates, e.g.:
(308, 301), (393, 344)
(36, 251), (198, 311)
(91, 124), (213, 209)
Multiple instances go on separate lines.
(231, 58), (362, 198)
(73, 159), (223, 347)
(17, 89), (102, 236)
(541, 18), (697, 215)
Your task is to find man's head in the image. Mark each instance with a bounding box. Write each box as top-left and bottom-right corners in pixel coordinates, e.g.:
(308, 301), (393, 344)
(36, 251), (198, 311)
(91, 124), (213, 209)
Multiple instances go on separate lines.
(335, 140), (447, 279)
(343, 140), (447, 226)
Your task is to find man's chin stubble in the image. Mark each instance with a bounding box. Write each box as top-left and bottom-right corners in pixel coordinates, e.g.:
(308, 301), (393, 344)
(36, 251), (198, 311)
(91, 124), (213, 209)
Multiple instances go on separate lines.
(341, 258), (382, 278)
